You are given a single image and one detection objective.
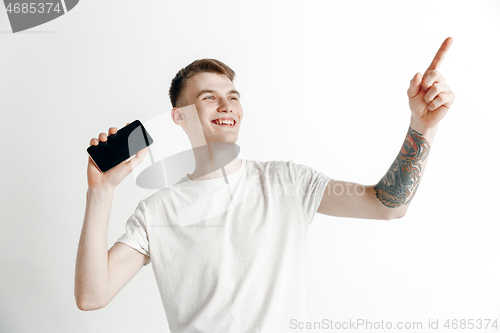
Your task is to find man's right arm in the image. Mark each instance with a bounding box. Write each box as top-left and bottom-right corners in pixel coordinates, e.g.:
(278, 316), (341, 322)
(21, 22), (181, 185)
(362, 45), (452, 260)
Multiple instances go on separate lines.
(74, 126), (148, 311)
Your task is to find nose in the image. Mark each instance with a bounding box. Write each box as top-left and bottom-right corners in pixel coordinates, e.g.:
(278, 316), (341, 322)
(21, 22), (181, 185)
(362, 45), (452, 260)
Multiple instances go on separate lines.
(217, 99), (232, 113)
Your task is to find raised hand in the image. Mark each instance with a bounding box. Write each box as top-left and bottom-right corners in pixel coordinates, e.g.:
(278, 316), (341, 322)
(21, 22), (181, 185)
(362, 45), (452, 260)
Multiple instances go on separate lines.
(87, 124), (148, 190)
(407, 37), (455, 129)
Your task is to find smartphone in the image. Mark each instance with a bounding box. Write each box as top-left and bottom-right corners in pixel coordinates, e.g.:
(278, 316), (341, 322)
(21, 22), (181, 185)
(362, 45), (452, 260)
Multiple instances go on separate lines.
(87, 120), (154, 173)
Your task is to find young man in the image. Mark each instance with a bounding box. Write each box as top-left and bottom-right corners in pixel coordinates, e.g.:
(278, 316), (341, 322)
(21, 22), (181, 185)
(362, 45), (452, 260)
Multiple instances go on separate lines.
(75, 37), (455, 332)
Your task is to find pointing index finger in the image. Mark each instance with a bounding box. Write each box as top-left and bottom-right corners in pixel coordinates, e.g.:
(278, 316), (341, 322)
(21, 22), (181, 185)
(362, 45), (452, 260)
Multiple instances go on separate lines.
(427, 37), (453, 71)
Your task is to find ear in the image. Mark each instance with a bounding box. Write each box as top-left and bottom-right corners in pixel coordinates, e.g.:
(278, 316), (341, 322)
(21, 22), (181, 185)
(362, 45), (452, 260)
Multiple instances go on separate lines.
(171, 108), (185, 125)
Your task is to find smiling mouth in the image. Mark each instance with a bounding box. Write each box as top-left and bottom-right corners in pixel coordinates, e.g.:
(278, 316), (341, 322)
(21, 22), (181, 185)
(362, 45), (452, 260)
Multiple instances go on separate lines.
(211, 119), (236, 127)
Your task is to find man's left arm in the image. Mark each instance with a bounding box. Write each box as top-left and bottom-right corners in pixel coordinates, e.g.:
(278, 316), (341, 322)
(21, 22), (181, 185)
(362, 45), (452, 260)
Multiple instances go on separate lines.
(318, 37), (455, 220)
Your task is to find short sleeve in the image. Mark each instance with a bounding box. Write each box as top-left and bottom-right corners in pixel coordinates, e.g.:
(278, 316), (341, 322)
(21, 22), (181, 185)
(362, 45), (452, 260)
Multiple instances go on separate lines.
(287, 160), (332, 225)
(115, 200), (151, 266)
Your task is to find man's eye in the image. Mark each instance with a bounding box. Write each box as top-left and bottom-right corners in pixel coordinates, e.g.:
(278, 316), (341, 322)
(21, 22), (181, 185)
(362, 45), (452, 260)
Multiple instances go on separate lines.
(230, 97), (238, 101)
(204, 96), (215, 100)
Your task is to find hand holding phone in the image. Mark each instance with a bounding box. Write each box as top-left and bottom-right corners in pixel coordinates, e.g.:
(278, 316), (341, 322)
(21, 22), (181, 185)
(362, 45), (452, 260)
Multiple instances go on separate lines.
(87, 121), (153, 189)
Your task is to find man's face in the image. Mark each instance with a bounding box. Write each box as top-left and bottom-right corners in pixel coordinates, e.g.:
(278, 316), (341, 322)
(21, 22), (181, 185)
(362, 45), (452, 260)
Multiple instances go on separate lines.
(174, 72), (243, 144)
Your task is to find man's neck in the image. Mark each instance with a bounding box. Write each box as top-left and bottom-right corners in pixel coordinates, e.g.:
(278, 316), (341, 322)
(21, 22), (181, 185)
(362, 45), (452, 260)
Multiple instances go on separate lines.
(187, 142), (242, 181)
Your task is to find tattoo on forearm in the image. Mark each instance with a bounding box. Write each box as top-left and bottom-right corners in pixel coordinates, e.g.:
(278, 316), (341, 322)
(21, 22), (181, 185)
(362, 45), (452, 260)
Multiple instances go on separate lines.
(374, 126), (430, 208)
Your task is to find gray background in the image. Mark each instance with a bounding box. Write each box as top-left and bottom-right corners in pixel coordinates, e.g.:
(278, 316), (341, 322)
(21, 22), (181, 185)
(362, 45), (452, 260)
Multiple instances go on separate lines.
(1, 0), (499, 332)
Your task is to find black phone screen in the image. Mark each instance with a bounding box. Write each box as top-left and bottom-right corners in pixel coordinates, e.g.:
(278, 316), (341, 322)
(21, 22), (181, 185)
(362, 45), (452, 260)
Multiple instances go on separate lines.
(87, 120), (154, 173)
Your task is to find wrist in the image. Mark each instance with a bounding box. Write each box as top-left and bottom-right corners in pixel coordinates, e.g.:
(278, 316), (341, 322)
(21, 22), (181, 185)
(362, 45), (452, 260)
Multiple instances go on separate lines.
(410, 115), (438, 139)
(87, 185), (115, 199)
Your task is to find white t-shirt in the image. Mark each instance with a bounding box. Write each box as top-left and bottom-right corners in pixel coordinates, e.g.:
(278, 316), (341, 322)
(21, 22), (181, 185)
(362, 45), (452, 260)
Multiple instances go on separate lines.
(116, 159), (332, 333)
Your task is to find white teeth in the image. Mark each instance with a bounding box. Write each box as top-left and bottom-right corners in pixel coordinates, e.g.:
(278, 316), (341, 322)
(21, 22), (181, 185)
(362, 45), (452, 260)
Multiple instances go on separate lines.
(214, 119), (234, 125)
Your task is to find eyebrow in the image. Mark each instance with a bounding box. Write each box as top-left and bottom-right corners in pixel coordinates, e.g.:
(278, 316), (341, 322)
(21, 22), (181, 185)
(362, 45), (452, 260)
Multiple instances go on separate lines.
(196, 89), (241, 99)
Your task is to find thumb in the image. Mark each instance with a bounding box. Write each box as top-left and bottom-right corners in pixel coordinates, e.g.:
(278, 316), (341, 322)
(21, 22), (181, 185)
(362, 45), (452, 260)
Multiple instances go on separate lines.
(407, 72), (422, 99)
(129, 147), (148, 170)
